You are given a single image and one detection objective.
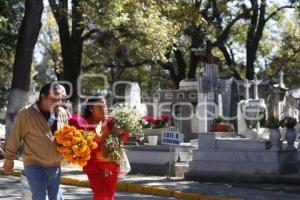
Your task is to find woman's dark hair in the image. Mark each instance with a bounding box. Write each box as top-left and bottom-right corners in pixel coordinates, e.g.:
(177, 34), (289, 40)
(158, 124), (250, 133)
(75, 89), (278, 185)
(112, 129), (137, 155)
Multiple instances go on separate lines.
(82, 97), (106, 118)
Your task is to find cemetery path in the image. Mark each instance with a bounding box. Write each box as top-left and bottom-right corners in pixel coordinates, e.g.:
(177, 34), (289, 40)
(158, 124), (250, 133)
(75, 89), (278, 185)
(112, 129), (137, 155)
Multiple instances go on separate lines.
(1, 160), (300, 200)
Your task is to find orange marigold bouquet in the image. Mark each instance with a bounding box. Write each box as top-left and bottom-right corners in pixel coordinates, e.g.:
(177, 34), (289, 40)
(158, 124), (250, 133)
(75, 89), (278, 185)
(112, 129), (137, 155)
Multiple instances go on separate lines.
(54, 125), (98, 167)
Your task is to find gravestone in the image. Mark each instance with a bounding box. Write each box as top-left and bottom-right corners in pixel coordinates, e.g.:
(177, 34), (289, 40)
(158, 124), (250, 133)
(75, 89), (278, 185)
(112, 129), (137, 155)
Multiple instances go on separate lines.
(124, 82), (147, 115)
(238, 99), (267, 138)
(197, 64), (219, 132)
(152, 86), (198, 142)
(125, 82), (141, 107)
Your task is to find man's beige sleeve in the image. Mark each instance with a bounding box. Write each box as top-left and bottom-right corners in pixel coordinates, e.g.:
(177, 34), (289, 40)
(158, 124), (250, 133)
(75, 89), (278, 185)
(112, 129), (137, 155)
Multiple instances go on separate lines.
(5, 112), (25, 160)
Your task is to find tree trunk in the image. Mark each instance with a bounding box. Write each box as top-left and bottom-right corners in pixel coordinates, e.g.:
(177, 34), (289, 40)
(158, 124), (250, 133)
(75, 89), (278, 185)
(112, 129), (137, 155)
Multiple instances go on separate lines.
(246, 49), (256, 80)
(174, 49), (186, 85)
(188, 53), (198, 79)
(49, 0), (83, 107)
(246, 0), (266, 80)
(188, 30), (204, 79)
(61, 40), (82, 106)
(5, 0), (43, 140)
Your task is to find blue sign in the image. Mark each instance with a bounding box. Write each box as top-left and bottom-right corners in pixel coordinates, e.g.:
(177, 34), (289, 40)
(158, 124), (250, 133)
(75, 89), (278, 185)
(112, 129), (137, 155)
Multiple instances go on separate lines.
(161, 131), (182, 146)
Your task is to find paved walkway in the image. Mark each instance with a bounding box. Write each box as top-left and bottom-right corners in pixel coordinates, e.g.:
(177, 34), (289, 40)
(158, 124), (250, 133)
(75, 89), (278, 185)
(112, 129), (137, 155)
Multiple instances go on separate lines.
(0, 175), (178, 200)
(2, 160), (300, 200)
(0, 160), (239, 200)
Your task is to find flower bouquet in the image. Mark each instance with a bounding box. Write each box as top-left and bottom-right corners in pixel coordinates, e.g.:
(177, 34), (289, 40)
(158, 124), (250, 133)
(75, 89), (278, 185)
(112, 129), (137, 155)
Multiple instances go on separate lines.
(54, 125), (98, 167)
(111, 104), (144, 140)
(103, 104), (143, 164)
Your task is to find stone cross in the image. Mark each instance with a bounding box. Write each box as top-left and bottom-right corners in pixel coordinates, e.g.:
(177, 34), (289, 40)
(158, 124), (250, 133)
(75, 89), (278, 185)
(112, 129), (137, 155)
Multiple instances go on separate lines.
(279, 70), (285, 88)
(254, 74), (258, 100)
(244, 79), (251, 100)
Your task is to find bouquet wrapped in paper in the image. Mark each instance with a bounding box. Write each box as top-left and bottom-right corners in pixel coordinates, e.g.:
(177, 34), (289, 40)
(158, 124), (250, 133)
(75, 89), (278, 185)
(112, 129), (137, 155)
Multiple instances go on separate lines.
(54, 125), (98, 167)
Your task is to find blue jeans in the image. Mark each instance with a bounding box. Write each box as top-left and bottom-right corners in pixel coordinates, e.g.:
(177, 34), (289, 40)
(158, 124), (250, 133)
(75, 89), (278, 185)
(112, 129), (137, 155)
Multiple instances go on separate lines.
(24, 165), (63, 200)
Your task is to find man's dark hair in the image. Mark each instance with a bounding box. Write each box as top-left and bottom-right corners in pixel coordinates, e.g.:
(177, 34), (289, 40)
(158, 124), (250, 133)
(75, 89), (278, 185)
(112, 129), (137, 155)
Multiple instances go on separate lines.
(39, 83), (64, 101)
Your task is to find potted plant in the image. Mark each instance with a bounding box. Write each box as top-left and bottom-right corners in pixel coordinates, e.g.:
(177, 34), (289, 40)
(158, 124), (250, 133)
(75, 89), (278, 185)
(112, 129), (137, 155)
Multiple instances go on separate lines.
(143, 115), (170, 129)
(280, 116), (297, 150)
(211, 116), (231, 132)
(266, 116), (281, 150)
(142, 115), (170, 144)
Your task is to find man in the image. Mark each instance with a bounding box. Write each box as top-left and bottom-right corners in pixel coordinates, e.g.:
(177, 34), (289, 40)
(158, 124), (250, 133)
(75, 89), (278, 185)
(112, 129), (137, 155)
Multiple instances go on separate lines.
(3, 83), (68, 200)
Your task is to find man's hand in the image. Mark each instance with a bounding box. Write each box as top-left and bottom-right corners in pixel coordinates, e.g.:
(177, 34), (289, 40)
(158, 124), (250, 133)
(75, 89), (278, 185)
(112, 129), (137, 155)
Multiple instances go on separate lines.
(2, 159), (14, 175)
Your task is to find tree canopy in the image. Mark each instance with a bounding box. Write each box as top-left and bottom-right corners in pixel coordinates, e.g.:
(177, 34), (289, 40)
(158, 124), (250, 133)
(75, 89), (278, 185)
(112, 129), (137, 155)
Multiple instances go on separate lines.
(4, 0), (300, 109)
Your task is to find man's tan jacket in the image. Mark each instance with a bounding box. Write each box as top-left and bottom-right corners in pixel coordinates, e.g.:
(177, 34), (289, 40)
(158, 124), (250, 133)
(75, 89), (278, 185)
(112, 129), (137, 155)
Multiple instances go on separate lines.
(5, 103), (68, 167)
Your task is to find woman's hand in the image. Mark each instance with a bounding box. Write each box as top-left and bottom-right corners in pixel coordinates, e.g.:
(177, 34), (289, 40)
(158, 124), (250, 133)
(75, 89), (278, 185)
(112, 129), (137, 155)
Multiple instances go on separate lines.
(112, 127), (125, 135)
(94, 120), (110, 144)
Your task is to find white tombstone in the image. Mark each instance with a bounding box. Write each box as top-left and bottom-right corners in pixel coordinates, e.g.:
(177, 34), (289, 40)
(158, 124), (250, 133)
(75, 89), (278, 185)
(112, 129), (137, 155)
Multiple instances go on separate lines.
(279, 70), (285, 88)
(204, 64), (219, 78)
(124, 82), (147, 115)
(244, 79), (250, 100)
(254, 75), (259, 99)
(218, 94), (223, 117)
(195, 97), (209, 133)
(196, 64), (219, 132)
(125, 82), (141, 107)
(191, 113), (199, 133)
(237, 99), (267, 138)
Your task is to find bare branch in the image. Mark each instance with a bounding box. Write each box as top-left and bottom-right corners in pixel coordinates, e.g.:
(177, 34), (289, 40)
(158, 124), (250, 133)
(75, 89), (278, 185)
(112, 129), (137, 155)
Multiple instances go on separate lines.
(83, 60), (153, 72)
(265, 5), (295, 22)
(214, 11), (248, 46)
(81, 29), (102, 41)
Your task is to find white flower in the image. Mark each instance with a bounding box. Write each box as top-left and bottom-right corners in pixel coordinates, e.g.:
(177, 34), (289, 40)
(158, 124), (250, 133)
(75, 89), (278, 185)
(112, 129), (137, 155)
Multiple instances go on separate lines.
(111, 104), (144, 140)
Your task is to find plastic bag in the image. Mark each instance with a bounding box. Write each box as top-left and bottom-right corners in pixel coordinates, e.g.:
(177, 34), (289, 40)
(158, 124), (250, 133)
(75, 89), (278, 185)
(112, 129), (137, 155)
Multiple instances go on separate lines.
(118, 148), (131, 177)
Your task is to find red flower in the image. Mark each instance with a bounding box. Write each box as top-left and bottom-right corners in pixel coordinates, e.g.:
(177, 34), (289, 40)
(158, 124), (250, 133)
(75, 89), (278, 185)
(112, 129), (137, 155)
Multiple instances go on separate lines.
(159, 114), (170, 122)
(143, 115), (157, 123)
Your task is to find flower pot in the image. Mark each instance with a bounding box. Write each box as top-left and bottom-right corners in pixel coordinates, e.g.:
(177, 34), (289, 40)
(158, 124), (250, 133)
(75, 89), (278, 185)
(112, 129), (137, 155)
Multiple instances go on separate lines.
(269, 128), (282, 150)
(147, 136), (158, 145)
(285, 128), (296, 150)
(211, 124), (230, 132)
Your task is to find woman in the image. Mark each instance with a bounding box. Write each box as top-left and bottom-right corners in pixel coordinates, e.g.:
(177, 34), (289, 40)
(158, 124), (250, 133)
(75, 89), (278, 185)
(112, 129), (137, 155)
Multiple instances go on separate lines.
(69, 97), (128, 200)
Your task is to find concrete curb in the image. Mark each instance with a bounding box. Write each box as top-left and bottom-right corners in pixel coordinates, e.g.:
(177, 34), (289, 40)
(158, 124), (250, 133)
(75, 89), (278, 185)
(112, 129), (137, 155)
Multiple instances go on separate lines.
(0, 168), (241, 200)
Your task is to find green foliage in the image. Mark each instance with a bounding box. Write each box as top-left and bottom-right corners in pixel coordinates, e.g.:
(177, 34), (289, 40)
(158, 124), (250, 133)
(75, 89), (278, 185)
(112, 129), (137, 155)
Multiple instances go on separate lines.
(80, 0), (181, 63)
(265, 14), (300, 88)
(214, 116), (224, 124)
(102, 134), (122, 164)
(266, 116), (280, 129)
(46, 0), (300, 94)
(0, 0), (23, 107)
(34, 8), (62, 88)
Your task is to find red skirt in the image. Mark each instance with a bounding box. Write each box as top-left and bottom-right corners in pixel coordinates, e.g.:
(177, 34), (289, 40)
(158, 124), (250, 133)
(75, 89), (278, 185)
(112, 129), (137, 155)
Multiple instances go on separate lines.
(84, 159), (119, 200)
